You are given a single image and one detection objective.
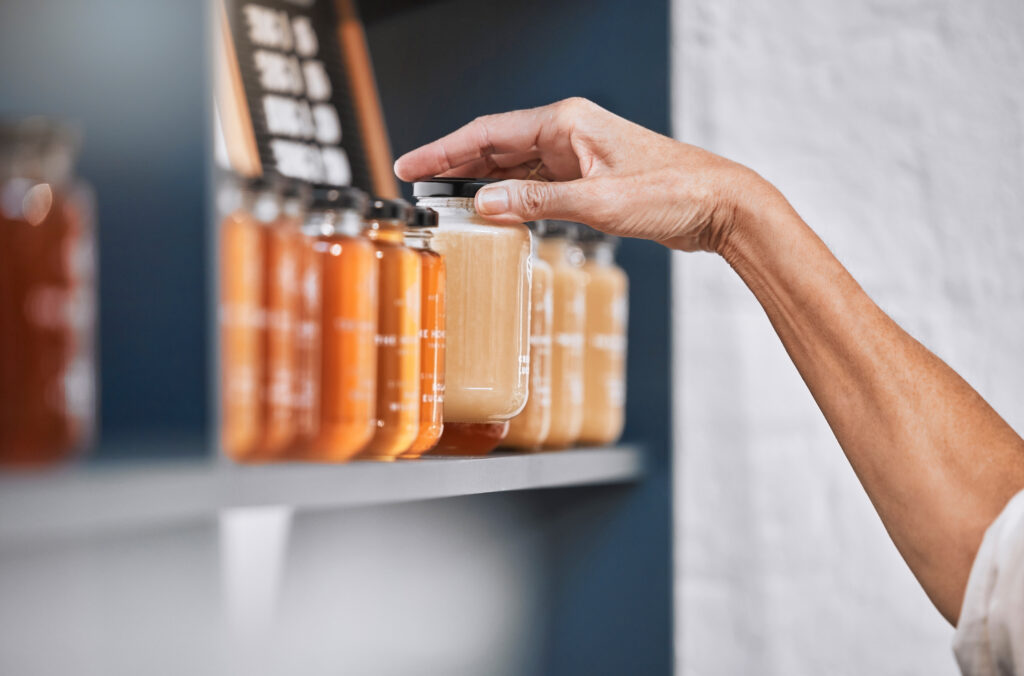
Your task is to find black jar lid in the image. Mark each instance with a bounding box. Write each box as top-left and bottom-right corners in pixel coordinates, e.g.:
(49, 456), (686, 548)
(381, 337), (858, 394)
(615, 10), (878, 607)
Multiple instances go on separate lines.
(575, 224), (617, 243)
(366, 197), (413, 221)
(527, 220), (548, 236)
(412, 177), (497, 198)
(310, 185), (368, 211)
(408, 206), (439, 228)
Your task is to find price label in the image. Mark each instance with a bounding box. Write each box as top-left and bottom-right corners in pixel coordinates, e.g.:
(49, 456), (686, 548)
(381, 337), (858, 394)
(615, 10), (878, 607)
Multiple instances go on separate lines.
(223, 0), (371, 188)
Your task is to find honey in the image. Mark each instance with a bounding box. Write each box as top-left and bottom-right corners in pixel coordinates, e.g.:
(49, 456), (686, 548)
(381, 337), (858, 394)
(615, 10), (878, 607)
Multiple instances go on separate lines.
(304, 187), (378, 462)
(357, 199), (421, 461)
(413, 179), (531, 424)
(0, 121), (96, 466)
(402, 207), (445, 458)
(503, 222), (553, 449)
(219, 179), (265, 460)
(579, 230), (628, 445)
(431, 422), (510, 456)
(538, 223), (586, 449)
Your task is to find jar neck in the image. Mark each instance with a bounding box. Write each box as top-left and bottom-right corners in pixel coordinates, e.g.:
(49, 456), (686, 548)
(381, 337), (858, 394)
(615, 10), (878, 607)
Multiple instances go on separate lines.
(252, 191), (281, 224)
(415, 196), (476, 222)
(539, 236), (584, 267)
(364, 218), (406, 243)
(304, 208), (363, 237)
(582, 241), (617, 265)
(404, 230), (434, 250)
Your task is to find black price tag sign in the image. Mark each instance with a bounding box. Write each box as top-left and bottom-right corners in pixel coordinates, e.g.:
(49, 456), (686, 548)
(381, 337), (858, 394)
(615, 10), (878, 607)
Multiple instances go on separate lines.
(223, 0), (371, 189)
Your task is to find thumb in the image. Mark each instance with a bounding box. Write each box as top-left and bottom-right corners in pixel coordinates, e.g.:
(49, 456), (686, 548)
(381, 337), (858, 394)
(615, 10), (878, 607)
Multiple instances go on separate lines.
(474, 179), (597, 223)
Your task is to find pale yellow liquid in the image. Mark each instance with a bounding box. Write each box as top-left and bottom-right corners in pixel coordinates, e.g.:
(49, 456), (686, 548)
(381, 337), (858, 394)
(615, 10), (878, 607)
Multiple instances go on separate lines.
(418, 198), (531, 423)
(503, 255), (552, 448)
(538, 238), (585, 448)
(579, 257), (628, 445)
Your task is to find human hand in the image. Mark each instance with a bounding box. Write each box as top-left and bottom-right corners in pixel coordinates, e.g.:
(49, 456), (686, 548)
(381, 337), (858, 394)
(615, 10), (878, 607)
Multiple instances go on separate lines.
(393, 97), (782, 253)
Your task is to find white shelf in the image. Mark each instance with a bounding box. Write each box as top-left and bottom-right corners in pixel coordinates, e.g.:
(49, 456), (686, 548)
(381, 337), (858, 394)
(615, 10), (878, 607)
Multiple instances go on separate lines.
(0, 446), (643, 544)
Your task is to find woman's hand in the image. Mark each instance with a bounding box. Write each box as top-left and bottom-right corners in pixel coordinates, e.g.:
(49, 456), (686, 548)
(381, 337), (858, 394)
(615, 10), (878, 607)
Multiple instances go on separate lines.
(393, 97), (780, 253)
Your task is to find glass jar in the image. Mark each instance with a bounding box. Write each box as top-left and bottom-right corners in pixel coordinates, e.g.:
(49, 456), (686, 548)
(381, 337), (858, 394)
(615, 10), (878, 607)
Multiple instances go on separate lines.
(303, 187), (377, 462)
(413, 179), (531, 424)
(257, 181), (307, 458)
(357, 198), (421, 461)
(537, 221), (586, 449)
(0, 119), (96, 467)
(219, 177), (274, 461)
(503, 221), (554, 450)
(579, 228), (628, 445)
(402, 207), (445, 459)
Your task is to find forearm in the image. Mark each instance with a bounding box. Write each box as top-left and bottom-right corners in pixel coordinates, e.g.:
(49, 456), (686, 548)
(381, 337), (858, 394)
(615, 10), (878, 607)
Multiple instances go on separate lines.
(719, 183), (1024, 624)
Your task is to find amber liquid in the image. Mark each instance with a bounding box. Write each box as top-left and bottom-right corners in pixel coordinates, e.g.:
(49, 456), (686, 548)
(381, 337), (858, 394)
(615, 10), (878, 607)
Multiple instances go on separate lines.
(538, 239), (586, 448)
(0, 185), (94, 467)
(430, 422), (510, 456)
(403, 247), (445, 458)
(503, 256), (553, 449)
(580, 258), (628, 445)
(307, 232), (378, 461)
(256, 213), (302, 457)
(290, 234), (322, 454)
(358, 224), (421, 461)
(220, 209), (264, 461)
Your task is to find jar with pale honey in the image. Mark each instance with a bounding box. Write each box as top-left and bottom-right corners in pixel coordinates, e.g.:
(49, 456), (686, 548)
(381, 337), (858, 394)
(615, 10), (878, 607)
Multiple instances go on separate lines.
(357, 198), (421, 461)
(537, 221), (586, 449)
(402, 207), (445, 459)
(412, 179), (531, 426)
(503, 221), (553, 450)
(578, 228), (628, 445)
(304, 187), (378, 462)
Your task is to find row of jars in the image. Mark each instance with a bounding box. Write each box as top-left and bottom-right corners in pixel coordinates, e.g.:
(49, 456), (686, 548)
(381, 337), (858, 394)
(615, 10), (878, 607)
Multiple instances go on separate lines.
(219, 177), (628, 462)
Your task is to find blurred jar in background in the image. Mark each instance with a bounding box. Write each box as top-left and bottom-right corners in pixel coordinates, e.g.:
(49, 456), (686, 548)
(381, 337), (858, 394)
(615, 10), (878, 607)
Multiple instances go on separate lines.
(503, 221), (554, 450)
(402, 207), (445, 459)
(538, 221), (586, 449)
(256, 180), (307, 458)
(358, 198), (421, 461)
(304, 187), (377, 462)
(218, 176), (270, 461)
(578, 228), (628, 446)
(0, 119), (96, 467)
(413, 179), (531, 425)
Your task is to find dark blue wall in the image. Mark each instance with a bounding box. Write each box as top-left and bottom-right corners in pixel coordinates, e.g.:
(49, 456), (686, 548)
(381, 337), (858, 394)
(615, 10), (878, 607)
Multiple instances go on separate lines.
(362, 1), (673, 673)
(0, 0), (210, 455)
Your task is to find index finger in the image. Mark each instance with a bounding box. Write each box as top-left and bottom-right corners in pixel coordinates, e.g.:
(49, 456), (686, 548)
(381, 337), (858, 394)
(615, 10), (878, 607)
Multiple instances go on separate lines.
(393, 104), (555, 181)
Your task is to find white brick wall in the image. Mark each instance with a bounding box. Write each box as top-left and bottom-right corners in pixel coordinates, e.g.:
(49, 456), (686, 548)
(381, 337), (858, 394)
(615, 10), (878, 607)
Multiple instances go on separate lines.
(671, 1), (1024, 674)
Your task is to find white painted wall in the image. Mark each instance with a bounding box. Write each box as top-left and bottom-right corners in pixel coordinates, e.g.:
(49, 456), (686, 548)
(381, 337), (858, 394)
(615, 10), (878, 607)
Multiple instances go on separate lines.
(671, 1), (1024, 674)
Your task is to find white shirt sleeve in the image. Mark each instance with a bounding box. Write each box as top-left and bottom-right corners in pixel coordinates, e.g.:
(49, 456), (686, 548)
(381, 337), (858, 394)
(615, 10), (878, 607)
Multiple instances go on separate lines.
(954, 489), (1024, 675)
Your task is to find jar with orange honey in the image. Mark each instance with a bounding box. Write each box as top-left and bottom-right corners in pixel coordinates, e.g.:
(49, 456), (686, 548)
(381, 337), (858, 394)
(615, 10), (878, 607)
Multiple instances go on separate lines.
(357, 198), (421, 461)
(218, 177), (267, 461)
(304, 187), (378, 462)
(255, 180), (307, 458)
(402, 207), (445, 459)
(0, 119), (96, 467)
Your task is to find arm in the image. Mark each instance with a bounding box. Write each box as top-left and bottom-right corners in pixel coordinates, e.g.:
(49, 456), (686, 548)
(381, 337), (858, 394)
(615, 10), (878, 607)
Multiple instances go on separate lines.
(395, 97), (1024, 624)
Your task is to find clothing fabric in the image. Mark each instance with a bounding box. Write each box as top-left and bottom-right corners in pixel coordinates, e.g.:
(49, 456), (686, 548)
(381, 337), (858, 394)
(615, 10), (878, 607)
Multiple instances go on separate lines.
(954, 489), (1024, 675)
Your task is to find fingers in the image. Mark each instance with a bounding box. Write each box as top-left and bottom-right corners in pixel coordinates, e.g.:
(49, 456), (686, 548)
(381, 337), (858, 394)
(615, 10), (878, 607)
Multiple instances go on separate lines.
(436, 150), (541, 179)
(393, 102), (565, 181)
(474, 178), (605, 224)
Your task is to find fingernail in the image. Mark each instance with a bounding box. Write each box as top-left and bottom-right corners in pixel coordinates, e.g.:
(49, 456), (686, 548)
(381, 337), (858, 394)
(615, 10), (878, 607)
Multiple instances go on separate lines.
(477, 186), (510, 215)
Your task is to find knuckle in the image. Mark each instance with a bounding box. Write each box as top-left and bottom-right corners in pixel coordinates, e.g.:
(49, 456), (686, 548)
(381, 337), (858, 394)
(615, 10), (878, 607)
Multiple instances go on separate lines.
(517, 182), (548, 215)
